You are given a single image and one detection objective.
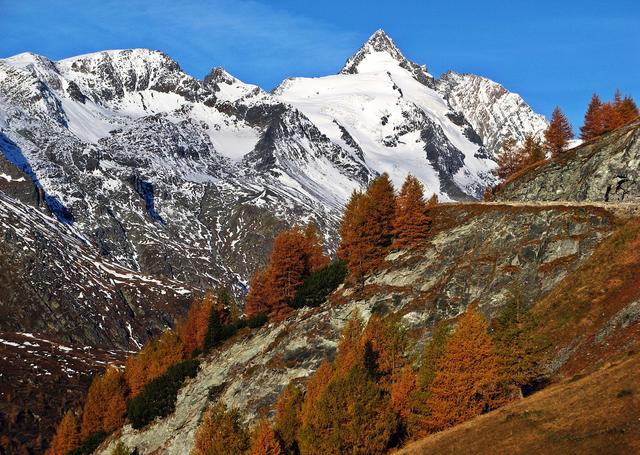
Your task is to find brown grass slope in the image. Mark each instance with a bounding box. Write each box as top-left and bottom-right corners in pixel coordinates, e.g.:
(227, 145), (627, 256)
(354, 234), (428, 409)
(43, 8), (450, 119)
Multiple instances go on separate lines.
(397, 353), (640, 455)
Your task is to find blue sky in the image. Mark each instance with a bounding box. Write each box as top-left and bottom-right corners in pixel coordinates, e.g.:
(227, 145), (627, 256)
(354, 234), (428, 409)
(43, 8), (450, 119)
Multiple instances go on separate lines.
(1, 0), (639, 129)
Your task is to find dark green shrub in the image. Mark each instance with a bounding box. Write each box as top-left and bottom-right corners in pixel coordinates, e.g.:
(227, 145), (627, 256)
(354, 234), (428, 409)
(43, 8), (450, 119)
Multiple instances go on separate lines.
(203, 310), (223, 351)
(67, 431), (108, 455)
(290, 260), (347, 309)
(247, 313), (268, 328)
(127, 359), (200, 429)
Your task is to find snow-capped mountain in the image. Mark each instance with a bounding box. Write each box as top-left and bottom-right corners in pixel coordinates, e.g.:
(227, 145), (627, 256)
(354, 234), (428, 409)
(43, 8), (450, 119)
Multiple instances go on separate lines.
(0, 30), (547, 308)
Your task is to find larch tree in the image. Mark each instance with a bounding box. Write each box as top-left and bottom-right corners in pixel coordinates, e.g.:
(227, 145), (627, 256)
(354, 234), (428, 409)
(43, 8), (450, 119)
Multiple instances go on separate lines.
(426, 308), (500, 432)
(124, 329), (184, 396)
(616, 94), (639, 125)
(177, 291), (216, 356)
(403, 322), (451, 439)
(491, 287), (546, 398)
(334, 312), (366, 375)
(274, 383), (303, 454)
(392, 175), (431, 249)
(544, 107), (574, 156)
(361, 313), (409, 387)
(338, 174), (396, 284)
(298, 366), (398, 455)
(390, 366), (418, 432)
(192, 403), (250, 455)
(245, 268), (270, 318)
(521, 134), (545, 164)
(46, 410), (80, 455)
(495, 138), (526, 180)
(80, 365), (127, 438)
(580, 94), (604, 140)
(299, 360), (335, 427)
(249, 420), (283, 455)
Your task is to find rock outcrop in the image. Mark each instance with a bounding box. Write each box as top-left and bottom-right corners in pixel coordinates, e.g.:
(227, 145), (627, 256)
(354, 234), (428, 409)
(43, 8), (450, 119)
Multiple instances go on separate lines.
(494, 120), (640, 202)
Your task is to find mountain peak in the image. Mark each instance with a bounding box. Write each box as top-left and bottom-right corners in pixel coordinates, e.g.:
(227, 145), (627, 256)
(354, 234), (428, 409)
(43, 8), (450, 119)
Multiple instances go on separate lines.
(340, 29), (434, 89)
(340, 29), (406, 75)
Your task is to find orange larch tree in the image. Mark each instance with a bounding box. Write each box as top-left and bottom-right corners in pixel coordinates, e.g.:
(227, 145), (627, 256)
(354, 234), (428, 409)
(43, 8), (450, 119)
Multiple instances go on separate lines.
(544, 107), (574, 156)
(192, 403), (250, 455)
(177, 291), (216, 356)
(392, 175), (431, 249)
(246, 224), (329, 321)
(245, 268), (270, 318)
(274, 383), (303, 454)
(248, 420), (283, 455)
(80, 365), (127, 438)
(124, 329), (184, 396)
(338, 174), (396, 283)
(580, 93), (604, 140)
(426, 308), (500, 432)
(616, 93), (639, 125)
(46, 410), (80, 455)
(494, 138), (525, 180)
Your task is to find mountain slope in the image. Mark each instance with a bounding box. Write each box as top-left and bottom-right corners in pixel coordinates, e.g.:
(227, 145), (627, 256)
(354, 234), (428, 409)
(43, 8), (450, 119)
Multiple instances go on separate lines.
(94, 202), (640, 454)
(398, 353), (640, 455)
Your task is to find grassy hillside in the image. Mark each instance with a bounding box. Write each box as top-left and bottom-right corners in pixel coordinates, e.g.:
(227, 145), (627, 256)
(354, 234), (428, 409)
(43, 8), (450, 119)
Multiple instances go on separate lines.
(398, 353), (640, 455)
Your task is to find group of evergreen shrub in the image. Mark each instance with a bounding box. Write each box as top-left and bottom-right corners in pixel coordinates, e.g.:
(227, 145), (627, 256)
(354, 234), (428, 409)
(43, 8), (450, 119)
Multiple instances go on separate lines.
(127, 359), (200, 429)
(289, 259), (347, 309)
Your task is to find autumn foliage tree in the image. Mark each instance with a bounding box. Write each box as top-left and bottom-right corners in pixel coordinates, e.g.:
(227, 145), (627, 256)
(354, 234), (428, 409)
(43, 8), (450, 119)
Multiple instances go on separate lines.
(426, 308), (500, 432)
(245, 224), (329, 321)
(392, 175), (431, 249)
(80, 366), (127, 438)
(274, 383), (303, 454)
(491, 287), (546, 397)
(544, 107), (574, 156)
(46, 410), (80, 455)
(192, 403), (250, 455)
(124, 329), (184, 396)
(338, 174), (396, 284)
(580, 91), (639, 140)
(177, 291), (217, 356)
(249, 420), (283, 455)
(495, 134), (545, 180)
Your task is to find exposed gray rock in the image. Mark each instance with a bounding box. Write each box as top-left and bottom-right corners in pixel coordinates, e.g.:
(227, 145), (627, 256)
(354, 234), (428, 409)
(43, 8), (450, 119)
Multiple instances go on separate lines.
(495, 121), (640, 202)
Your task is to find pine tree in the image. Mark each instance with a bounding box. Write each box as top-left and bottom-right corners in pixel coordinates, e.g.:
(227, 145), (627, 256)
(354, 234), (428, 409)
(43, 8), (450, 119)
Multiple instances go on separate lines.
(580, 94), (603, 140)
(46, 410), (80, 455)
(274, 383), (303, 454)
(80, 365), (127, 438)
(249, 420), (283, 455)
(544, 107), (574, 156)
(392, 175), (431, 249)
(192, 403), (250, 455)
(426, 308), (500, 432)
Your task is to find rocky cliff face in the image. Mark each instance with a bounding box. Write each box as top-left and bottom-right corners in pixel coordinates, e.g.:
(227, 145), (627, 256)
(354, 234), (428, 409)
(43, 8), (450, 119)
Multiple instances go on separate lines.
(96, 202), (636, 454)
(495, 120), (640, 202)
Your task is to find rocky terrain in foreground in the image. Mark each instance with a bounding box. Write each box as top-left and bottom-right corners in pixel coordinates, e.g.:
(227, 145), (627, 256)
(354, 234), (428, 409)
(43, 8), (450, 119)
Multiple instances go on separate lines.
(97, 201), (640, 454)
